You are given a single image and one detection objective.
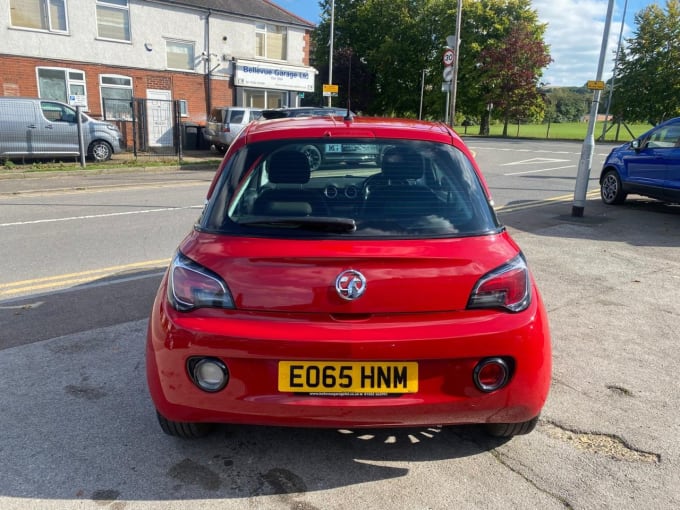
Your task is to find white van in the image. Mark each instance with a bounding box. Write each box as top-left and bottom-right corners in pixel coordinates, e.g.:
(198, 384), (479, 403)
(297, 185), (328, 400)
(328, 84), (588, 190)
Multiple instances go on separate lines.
(204, 106), (262, 154)
(0, 97), (123, 162)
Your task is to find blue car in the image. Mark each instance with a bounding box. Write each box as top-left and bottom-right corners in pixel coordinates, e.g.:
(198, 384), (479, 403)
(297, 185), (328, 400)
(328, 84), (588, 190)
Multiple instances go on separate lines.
(600, 117), (680, 205)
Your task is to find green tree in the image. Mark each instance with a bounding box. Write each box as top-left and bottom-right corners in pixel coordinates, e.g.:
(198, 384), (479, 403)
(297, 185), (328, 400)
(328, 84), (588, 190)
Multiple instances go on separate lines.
(478, 22), (552, 135)
(612, 0), (680, 125)
(546, 87), (590, 123)
(311, 0), (550, 124)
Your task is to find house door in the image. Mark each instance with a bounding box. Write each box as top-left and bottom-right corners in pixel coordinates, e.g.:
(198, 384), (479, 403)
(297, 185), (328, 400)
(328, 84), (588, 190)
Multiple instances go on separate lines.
(146, 89), (173, 147)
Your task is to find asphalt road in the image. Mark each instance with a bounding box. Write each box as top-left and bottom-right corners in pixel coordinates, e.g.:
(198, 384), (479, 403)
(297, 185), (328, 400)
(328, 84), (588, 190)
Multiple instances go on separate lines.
(1, 139), (678, 509)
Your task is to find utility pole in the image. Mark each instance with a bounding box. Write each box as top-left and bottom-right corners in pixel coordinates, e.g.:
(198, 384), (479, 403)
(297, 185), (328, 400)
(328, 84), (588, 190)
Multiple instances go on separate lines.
(327, 0), (335, 107)
(449, 0), (463, 126)
(419, 69), (426, 120)
(572, 0), (615, 217)
(600, 0), (628, 141)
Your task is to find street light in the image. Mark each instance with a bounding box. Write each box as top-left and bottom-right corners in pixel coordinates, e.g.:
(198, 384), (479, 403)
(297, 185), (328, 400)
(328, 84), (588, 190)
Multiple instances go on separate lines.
(572, 0), (615, 217)
(419, 69), (426, 120)
(450, 0), (463, 126)
(328, 0), (335, 107)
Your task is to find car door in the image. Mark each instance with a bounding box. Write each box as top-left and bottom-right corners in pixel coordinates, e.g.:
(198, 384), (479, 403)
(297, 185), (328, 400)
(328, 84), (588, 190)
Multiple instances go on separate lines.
(0, 99), (36, 156)
(625, 126), (667, 191)
(661, 124), (680, 202)
(38, 101), (80, 156)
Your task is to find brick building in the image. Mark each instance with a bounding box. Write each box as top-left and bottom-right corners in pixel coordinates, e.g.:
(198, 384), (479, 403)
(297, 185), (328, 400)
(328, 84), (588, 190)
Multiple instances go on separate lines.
(0, 0), (316, 144)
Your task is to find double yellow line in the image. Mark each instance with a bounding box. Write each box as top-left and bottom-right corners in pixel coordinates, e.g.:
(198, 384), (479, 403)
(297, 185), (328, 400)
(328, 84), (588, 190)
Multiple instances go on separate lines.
(0, 259), (170, 300)
(496, 189), (600, 213)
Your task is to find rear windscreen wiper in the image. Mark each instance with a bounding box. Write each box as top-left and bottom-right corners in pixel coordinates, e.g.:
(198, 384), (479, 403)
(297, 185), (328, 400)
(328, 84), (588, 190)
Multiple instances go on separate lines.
(237, 216), (357, 233)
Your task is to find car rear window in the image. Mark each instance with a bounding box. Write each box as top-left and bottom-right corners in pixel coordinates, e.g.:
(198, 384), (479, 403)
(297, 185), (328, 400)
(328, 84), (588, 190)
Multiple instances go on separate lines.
(201, 139), (499, 239)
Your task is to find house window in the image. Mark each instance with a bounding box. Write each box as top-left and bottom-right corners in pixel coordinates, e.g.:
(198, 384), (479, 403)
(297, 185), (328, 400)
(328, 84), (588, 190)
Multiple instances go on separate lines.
(178, 100), (188, 117)
(100, 75), (133, 120)
(10, 0), (68, 32)
(255, 23), (287, 61)
(243, 89), (285, 109)
(166, 40), (195, 71)
(37, 68), (88, 109)
(96, 0), (130, 41)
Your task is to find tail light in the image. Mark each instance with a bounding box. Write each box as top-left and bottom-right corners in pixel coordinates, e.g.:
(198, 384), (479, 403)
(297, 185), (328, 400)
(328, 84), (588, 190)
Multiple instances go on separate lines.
(168, 252), (235, 312)
(467, 254), (531, 312)
(221, 126), (231, 132)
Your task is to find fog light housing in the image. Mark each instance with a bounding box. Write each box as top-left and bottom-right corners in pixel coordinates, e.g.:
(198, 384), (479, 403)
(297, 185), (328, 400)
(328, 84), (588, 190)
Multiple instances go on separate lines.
(189, 358), (229, 392)
(473, 357), (510, 392)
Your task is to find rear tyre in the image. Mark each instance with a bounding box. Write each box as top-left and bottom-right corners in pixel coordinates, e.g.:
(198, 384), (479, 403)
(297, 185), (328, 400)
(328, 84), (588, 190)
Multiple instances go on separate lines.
(88, 140), (113, 162)
(484, 416), (539, 438)
(600, 169), (627, 205)
(217, 144), (227, 154)
(156, 411), (214, 439)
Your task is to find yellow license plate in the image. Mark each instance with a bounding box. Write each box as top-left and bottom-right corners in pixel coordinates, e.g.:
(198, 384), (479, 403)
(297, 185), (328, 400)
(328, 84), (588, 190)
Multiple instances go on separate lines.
(278, 361), (418, 394)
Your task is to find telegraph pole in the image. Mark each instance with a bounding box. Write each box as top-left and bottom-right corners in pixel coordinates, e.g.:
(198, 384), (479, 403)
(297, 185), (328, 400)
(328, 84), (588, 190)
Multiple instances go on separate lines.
(327, 0), (335, 107)
(449, 0), (463, 125)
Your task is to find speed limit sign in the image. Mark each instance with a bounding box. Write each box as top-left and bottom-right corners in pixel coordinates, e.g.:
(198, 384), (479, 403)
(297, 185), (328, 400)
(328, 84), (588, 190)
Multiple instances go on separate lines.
(442, 49), (455, 67)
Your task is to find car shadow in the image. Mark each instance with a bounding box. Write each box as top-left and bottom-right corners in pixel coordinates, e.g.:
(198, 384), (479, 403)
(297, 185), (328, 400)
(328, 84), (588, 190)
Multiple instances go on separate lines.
(498, 196), (680, 248)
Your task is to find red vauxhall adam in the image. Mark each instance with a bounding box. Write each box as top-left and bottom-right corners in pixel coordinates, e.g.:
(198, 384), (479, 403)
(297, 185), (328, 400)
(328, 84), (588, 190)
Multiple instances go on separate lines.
(146, 115), (551, 439)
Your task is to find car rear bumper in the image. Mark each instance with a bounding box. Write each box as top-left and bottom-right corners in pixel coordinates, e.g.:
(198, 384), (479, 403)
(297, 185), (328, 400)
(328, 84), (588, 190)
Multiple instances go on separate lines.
(146, 282), (551, 429)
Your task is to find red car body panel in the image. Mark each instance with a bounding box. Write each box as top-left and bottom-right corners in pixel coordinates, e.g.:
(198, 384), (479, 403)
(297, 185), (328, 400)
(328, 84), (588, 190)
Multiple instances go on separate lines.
(177, 231), (521, 313)
(147, 276), (550, 428)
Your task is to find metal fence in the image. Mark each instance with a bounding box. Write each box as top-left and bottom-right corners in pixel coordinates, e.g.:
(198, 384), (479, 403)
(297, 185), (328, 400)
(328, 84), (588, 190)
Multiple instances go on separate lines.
(103, 97), (185, 160)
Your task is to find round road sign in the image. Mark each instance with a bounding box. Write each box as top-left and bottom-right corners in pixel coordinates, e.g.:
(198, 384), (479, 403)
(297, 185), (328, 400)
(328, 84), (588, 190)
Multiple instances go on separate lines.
(442, 49), (455, 67)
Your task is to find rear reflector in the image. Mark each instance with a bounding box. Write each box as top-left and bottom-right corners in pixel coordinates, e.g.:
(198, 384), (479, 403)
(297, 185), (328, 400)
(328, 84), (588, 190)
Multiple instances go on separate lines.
(473, 357), (510, 392)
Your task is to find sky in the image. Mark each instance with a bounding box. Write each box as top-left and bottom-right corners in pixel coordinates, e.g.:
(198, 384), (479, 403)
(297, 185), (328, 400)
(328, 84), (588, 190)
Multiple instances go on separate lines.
(277, 0), (661, 87)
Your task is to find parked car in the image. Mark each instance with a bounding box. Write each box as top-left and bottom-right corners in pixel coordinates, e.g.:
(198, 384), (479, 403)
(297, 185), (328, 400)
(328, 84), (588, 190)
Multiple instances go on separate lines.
(0, 97), (123, 162)
(260, 106), (353, 120)
(600, 117), (680, 205)
(146, 116), (552, 440)
(204, 106), (262, 154)
(261, 108), (379, 170)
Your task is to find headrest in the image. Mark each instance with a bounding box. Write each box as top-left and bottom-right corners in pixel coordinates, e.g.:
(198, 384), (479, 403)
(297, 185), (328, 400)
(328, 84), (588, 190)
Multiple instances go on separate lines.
(381, 147), (424, 180)
(268, 150), (311, 184)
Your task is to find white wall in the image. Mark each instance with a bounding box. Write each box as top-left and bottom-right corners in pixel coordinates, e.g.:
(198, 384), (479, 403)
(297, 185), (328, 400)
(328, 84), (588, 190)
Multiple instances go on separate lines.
(0, 0), (311, 75)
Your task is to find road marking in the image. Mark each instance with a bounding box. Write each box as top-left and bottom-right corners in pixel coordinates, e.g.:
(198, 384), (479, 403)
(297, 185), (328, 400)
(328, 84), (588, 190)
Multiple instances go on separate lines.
(466, 145), (611, 157)
(0, 259), (171, 299)
(504, 164), (575, 176)
(0, 180), (209, 198)
(0, 301), (44, 310)
(496, 189), (600, 213)
(0, 205), (203, 228)
(501, 157), (570, 166)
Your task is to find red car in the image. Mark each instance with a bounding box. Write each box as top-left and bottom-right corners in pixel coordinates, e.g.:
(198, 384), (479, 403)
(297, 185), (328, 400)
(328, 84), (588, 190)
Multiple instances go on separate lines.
(146, 115), (551, 439)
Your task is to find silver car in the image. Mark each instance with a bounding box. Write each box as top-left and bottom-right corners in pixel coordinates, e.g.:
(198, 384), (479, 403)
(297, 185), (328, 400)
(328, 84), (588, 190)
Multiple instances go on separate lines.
(0, 97), (123, 162)
(204, 107), (263, 154)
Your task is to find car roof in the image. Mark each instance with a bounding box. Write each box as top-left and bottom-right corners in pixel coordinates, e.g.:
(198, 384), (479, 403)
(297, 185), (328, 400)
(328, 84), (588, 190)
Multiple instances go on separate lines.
(243, 116), (459, 145)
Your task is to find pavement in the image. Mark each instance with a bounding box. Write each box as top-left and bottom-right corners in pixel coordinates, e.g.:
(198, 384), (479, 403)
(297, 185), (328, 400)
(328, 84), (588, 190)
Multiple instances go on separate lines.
(0, 163), (679, 508)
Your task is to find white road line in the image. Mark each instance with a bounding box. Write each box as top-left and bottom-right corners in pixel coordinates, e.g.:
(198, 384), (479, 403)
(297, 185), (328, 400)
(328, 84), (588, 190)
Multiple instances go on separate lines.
(501, 157), (570, 166)
(504, 164), (576, 176)
(0, 205), (204, 228)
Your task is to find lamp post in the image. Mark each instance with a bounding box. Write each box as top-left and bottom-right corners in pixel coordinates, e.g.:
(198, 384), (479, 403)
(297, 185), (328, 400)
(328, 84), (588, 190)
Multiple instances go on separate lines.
(450, 0), (463, 126)
(327, 0), (335, 107)
(419, 69), (426, 120)
(572, 0), (615, 217)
